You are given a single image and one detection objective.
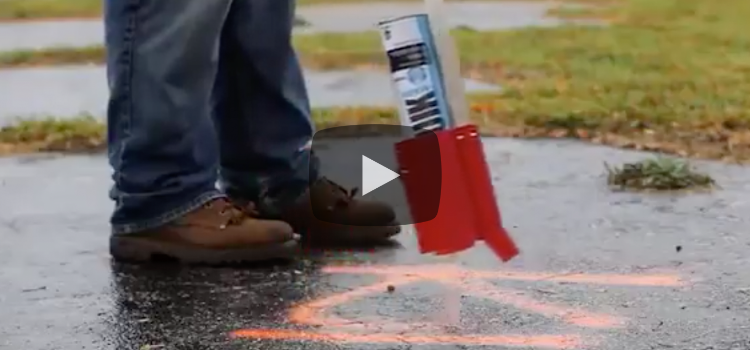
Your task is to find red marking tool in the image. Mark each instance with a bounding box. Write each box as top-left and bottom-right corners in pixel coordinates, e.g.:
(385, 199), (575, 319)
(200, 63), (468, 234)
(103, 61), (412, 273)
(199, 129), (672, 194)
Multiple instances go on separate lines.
(378, 0), (518, 262)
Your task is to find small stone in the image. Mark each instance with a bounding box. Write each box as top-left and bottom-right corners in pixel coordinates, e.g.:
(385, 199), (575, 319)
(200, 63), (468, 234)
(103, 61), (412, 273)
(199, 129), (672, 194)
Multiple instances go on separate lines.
(387, 285), (395, 293)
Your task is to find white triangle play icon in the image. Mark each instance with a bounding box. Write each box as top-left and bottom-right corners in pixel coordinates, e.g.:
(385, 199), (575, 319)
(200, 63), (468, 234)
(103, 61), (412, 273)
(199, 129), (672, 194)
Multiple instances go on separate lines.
(361, 155), (400, 195)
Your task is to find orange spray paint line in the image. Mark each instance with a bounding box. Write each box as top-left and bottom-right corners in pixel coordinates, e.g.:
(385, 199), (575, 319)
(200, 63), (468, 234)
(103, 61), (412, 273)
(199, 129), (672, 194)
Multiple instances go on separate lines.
(231, 329), (584, 348)
(231, 264), (688, 347)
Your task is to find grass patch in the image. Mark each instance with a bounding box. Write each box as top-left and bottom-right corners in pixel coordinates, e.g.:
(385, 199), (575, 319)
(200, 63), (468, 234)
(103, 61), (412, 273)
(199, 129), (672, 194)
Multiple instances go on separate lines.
(605, 157), (716, 191)
(296, 0), (750, 162)
(0, 45), (103, 68)
(0, 115), (106, 155)
(545, 4), (614, 19)
(0, 0), (100, 20)
(0, 109), (400, 155)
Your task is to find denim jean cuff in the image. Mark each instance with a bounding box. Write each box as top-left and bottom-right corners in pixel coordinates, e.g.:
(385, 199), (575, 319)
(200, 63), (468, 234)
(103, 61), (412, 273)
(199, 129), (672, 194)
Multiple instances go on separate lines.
(111, 190), (225, 235)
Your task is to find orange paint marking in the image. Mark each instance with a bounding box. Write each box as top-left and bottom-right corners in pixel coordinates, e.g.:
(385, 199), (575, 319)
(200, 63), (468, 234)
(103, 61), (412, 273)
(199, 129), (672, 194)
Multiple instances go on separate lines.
(288, 276), (423, 328)
(232, 329), (582, 348)
(453, 280), (622, 328)
(322, 264), (685, 286)
(232, 264), (687, 348)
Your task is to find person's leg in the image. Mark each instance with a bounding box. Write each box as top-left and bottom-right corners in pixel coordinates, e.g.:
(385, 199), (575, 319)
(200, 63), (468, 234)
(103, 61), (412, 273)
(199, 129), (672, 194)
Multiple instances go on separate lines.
(213, 0), (314, 207)
(215, 0), (401, 245)
(105, 0), (297, 263)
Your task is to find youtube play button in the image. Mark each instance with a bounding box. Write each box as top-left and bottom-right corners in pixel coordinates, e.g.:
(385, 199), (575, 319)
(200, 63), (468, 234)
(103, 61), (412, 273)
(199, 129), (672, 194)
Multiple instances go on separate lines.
(361, 155), (399, 195)
(310, 124), (442, 226)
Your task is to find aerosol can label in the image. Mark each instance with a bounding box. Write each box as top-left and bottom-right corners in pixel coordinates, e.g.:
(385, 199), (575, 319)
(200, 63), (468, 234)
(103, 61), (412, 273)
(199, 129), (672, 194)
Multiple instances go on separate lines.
(378, 14), (453, 136)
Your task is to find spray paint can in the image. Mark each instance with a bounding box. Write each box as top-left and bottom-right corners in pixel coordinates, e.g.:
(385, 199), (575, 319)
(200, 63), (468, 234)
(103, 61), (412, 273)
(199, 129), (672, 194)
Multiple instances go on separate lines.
(377, 14), (454, 136)
(377, 9), (519, 264)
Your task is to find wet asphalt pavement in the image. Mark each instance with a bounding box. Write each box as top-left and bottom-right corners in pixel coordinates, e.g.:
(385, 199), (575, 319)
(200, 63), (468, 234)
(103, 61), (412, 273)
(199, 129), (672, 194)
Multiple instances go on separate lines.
(1, 139), (750, 350)
(0, 2), (749, 349)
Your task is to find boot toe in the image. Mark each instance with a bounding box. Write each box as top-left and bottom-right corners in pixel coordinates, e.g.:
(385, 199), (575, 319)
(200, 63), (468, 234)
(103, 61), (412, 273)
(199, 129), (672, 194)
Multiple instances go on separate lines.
(350, 201), (397, 226)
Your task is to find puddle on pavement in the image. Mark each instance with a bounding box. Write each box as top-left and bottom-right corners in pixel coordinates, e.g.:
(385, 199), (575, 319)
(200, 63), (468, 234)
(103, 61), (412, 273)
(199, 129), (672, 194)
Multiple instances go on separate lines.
(0, 1), (602, 51)
(1, 138), (749, 350)
(0, 20), (103, 51)
(0, 66), (498, 124)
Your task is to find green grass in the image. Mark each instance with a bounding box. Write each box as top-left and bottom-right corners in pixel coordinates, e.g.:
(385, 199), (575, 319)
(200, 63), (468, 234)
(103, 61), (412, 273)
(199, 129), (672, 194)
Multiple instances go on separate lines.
(0, 45), (103, 68)
(605, 157), (716, 191)
(0, 109), (400, 155)
(293, 0), (750, 162)
(0, 0), (100, 20)
(0, 115), (106, 154)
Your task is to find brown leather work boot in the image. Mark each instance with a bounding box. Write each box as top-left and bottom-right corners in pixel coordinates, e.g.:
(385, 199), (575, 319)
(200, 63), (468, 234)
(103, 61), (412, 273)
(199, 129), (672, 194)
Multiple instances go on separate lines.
(109, 198), (299, 264)
(277, 178), (401, 245)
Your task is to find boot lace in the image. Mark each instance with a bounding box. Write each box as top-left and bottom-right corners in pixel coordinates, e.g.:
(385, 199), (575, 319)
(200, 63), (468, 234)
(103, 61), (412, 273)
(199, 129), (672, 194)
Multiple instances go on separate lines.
(204, 198), (261, 229)
(322, 178), (358, 208)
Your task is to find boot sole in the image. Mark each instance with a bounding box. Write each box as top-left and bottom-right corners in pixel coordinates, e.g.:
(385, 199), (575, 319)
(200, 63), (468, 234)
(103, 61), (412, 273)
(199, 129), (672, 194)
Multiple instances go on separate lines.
(356, 222), (402, 241)
(301, 222), (402, 246)
(109, 236), (300, 265)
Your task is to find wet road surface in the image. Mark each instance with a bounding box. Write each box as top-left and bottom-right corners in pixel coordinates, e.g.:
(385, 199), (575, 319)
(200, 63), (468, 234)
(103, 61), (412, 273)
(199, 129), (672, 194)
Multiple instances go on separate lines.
(0, 67), (499, 124)
(0, 2), (746, 349)
(1, 139), (749, 350)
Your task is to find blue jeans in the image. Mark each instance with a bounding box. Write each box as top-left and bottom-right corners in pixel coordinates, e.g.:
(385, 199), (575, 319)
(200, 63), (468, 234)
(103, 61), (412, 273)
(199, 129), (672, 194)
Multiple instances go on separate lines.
(105, 0), (318, 235)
